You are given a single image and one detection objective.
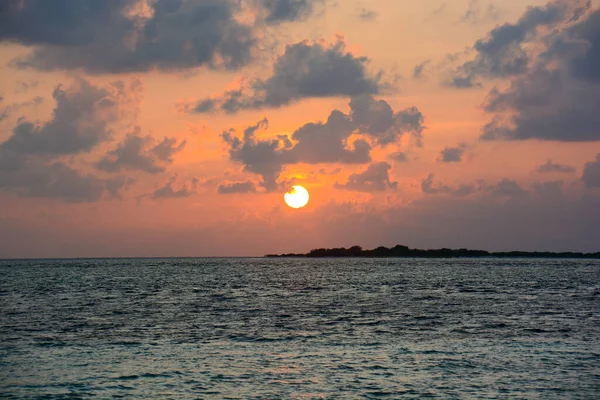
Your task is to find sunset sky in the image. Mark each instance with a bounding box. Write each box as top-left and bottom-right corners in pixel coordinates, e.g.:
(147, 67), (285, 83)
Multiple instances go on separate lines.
(1, 0), (599, 257)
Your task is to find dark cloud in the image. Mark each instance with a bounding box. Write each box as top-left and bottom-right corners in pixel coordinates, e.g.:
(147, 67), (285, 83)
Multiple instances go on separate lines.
(285, 110), (371, 164)
(222, 96), (424, 190)
(222, 118), (284, 191)
(0, 79), (135, 201)
(217, 180), (257, 194)
(349, 95), (424, 146)
(0, 97), (7, 123)
(259, 0), (319, 23)
(480, 5), (600, 141)
(190, 37), (386, 113)
(3, 0), (256, 73)
(532, 180), (565, 200)
(0, 159), (129, 202)
(582, 154), (600, 188)
(488, 178), (528, 198)
(437, 143), (467, 163)
(335, 162), (397, 192)
(413, 60), (430, 79)
(449, 0), (590, 87)
(152, 175), (199, 199)
(1, 79), (119, 157)
(421, 173), (475, 196)
(537, 160), (576, 173)
(96, 128), (186, 174)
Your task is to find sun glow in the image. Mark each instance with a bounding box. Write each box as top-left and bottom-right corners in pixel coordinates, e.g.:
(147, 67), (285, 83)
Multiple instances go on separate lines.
(284, 185), (310, 209)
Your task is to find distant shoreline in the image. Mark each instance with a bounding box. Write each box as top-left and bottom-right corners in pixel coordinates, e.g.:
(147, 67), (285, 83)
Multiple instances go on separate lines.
(265, 245), (600, 259)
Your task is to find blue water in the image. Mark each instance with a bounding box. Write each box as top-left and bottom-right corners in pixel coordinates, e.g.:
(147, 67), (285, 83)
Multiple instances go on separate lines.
(1, 258), (599, 398)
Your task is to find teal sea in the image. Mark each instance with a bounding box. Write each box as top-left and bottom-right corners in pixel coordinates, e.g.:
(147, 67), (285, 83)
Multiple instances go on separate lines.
(1, 258), (599, 398)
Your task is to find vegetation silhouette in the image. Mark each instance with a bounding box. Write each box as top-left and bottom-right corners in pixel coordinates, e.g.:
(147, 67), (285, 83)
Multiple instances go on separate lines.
(266, 245), (600, 259)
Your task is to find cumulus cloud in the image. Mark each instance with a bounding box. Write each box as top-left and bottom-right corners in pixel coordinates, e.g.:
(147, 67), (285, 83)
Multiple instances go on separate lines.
(217, 180), (257, 194)
(222, 118), (284, 191)
(222, 96), (424, 190)
(478, 4), (600, 142)
(96, 128), (186, 174)
(152, 175), (199, 199)
(582, 154), (600, 188)
(0, 79), (137, 201)
(437, 143), (467, 163)
(0, 79), (122, 158)
(335, 162), (397, 192)
(447, 1), (600, 142)
(449, 0), (590, 87)
(537, 160), (576, 173)
(189, 37), (386, 113)
(2, 0), (256, 73)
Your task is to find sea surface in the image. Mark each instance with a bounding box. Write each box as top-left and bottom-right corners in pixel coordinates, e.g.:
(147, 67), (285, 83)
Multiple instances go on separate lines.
(1, 258), (599, 399)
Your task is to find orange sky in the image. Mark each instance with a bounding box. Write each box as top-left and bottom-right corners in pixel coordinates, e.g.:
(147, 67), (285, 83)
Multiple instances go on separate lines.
(1, 0), (599, 257)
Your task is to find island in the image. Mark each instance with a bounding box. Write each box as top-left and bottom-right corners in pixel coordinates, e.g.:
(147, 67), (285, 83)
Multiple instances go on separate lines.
(265, 245), (600, 259)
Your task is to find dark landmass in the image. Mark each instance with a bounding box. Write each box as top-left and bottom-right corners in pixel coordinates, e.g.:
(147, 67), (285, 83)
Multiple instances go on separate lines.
(265, 245), (600, 259)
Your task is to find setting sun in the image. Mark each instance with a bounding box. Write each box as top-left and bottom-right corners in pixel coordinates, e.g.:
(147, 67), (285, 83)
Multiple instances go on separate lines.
(284, 185), (310, 209)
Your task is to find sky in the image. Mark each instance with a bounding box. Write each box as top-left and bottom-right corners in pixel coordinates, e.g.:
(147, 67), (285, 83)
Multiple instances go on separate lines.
(1, 0), (599, 258)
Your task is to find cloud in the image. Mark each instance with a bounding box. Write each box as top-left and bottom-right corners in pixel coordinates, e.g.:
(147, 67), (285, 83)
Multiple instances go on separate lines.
(413, 59), (430, 79)
(15, 80), (38, 93)
(222, 96), (424, 190)
(217, 179), (257, 194)
(449, 0), (590, 87)
(348, 95), (425, 146)
(259, 0), (321, 23)
(152, 175), (199, 199)
(318, 167), (341, 175)
(582, 154), (600, 188)
(0, 160), (130, 202)
(335, 162), (397, 192)
(479, 5), (600, 141)
(460, 0), (499, 24)
(222, 118), (284, 191)
(0, 79), (123, 158)
(358, 7), (377, 21)
(537, 160), (576, 173)
(421, 173), (475, 196)
(437, 143), (467, 163)
(421, 173), (532, 199)
(3, 0), (256, 73)
(390, 151), (409, 162)
(0, 78), (137, 201)
(487, 178), (528, 198)
(189, 37), (386, 113)
(0, 96), (44, 125)
(96, 128), (185, 174)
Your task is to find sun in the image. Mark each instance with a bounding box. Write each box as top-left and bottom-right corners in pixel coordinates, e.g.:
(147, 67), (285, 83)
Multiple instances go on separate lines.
(284, 185), (310, 209)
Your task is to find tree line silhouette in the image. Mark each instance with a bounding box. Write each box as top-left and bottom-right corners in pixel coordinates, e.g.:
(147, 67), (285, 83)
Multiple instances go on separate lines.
(266, 245), (600, 259)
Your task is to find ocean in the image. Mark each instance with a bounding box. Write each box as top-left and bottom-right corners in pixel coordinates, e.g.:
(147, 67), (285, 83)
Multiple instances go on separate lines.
(1, 258), (599, 398)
